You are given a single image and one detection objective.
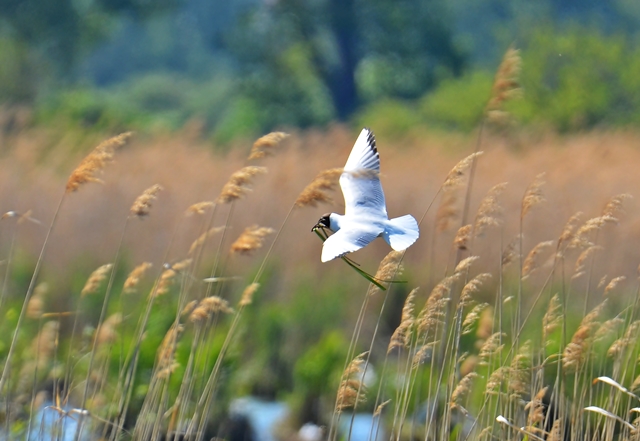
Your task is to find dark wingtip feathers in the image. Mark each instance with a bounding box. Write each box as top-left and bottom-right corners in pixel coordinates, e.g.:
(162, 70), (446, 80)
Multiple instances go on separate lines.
(363, 127), (378, 158)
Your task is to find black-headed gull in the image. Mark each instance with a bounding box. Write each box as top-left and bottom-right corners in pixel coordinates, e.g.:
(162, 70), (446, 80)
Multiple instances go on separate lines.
(313, 128), (419, 262)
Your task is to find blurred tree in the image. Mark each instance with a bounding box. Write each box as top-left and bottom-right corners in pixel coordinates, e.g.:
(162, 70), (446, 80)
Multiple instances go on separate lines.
(0, 0), (179, 76)
(226, 0), (465, 124)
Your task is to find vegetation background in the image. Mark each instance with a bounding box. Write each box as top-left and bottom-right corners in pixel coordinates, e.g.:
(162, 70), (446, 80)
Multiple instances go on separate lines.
(3, 1), (640, 440)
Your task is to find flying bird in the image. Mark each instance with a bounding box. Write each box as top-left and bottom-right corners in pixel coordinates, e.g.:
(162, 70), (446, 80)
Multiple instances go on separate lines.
(313, 128), (419, 262)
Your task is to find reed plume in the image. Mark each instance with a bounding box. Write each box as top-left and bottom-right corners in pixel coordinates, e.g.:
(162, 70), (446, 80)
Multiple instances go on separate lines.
(501, 235), (520, 267)
(525, 386), (549, 426)
(248, 132), (289, 160)
(562, 300), (606, 372)
(604, 276), (626, 296)
(607, 320), (640, 358)
(450, 372), (478, 409)
(371, 250), (404, 293)
(521, 241), (554, 279)
(521, 173), (546, 219)
(417, 276), (457, 336)
(557, 211), (584, 254)
(123, 262), (153, 293)
(479, 332), (505, 365)
(459, 273), (491, 307)
(156, 259), (192, 297)
(188, 226), (225, 255)
(542, 294), (562, 342)
(336, 352), (368, 411)
(26, 282), (48, 319)
(295, 168), (343, 207)
(185, 201), (215, 216)
(485, 46), (522, 121)
(573, 245), (603, 277)
(462, 303), (489, 335)
(388, 288), (418, 353)
(454, 224), (472, 250)
(130, 184), (163, 218)
(189, 296), (234, 323)
(96, 313), (122, 346)
(230, 225), (274, 254)
(66, 132), (132, 192)
(239, 282), (260, 307)
(217, 166), (267, 204)
(474, 182), (507, 237)
(81, 263), (113, 297)
(156, 324), (184, 379)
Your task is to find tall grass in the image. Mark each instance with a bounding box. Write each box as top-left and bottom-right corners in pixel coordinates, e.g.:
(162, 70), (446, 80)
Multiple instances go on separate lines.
(3, 48), (640, 441)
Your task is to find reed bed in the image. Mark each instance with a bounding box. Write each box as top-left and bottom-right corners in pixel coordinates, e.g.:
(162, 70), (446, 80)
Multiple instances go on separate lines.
(3, 54), (640, 441)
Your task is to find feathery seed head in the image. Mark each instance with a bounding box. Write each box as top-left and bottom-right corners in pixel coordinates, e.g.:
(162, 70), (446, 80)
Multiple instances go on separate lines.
(485, 46), (522, 117)
(295, 168), (343, 208)
(230, 225), (274, 255)
(185, 201), (215, 216)
(522, 241), (554, 279)
(123, 262), (152, 294)
(240, 282), (260, 307)
(66, 132), (132, 192)
(454, 224), (472, 250)
(81, 264), (113, 297)
(189, 226), (225, 255)
(130, 184), (163, 218)
(248, 132), (289, 160)
(388, 288), (418, 353)
(217, 166), (267, 204)
(474, 182), (507, 237)
(521, 173), (546, 219)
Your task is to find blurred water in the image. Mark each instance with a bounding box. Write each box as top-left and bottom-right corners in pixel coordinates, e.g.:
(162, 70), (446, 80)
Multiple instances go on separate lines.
(230, 397), (385, 441)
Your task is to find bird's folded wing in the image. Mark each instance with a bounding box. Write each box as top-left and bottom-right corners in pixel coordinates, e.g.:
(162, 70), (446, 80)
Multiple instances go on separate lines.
(321, 228), (381, 262)
(341, 128), (387, 216)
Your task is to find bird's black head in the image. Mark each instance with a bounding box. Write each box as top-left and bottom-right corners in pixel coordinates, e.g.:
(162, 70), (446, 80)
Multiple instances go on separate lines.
(312, 213), (332, 232)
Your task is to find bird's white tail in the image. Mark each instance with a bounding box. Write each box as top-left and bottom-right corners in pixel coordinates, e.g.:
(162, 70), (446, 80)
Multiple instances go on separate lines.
(383, 214), (419, 251)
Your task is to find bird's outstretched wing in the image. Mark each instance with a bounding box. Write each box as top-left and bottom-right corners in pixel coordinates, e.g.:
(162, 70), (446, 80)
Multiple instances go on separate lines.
(340, 128), (387, 217)
(321, 228), (381, 262)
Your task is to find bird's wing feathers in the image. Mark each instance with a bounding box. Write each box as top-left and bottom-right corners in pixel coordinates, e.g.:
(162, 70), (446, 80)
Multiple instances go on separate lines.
(340, 128), (387, 217)
(321, 227), (381, 262)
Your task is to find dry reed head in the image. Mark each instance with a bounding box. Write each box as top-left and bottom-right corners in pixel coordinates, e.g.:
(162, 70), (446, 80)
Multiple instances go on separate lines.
(455, 256), (479, 275)
(521, 173), (546, 219)
(474, 182), (507, 237)
(501, 235), (520, 267)
(602, 193), (632, 219)
(557, 211), (583, 253)
(189, 226), (225, 255)
(485, 366), (510, 394)
(373, 399), (391, 417)
(96, 313), (122, 346)
(462, 302), (489, 335)
(388, 288), (418, 353)
(573, 245), (603, 277)
(130, 184), (163, 218)
(479, 332), (505, 365)
(157, 324), (183, 379)
(27, 282), (48, 319)
(123, 262), (152, 294)
(230, 225), (274, 254)
(370, 250), (404, 294)
(217, 166), (267, 204)
(417, 275), (457, 336)
(336, 352), (368, 411)
(485, 46), (522, 117)
(476, 306), (494, 340)
(189, 296), (234, 323)
(509, 340), (531, 396)
(459, 273), (491, 307)
(442, 152), (484, 190)
(543, 294), (562, 343)
(81, 263), (113, 297)
(454, 224), (472, 250)
(522, 240), (554, 279)
(295, 168), (343, 208)
(562, 300), (607, 372)
(604, 276), (626, 296)
(155, 259), (192, 297)
(185, 201), (215, 216)
(607, 320), (640, 358)
(525, 386), (549, 426)
(66, 132), (132, 192)
(435, 152), (484, 231)
(239, 282), (260, 307)
(248, 132), (289, 160)
(593, 317), (624, 343)
(31, 320), (59, 362)
(547, 419), (563, 441)
(450, 372), (479, 409)
(570, 215), (618, 249)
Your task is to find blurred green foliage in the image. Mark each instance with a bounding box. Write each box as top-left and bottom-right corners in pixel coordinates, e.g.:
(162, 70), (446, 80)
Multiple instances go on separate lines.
(1, 0), (640, 139)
